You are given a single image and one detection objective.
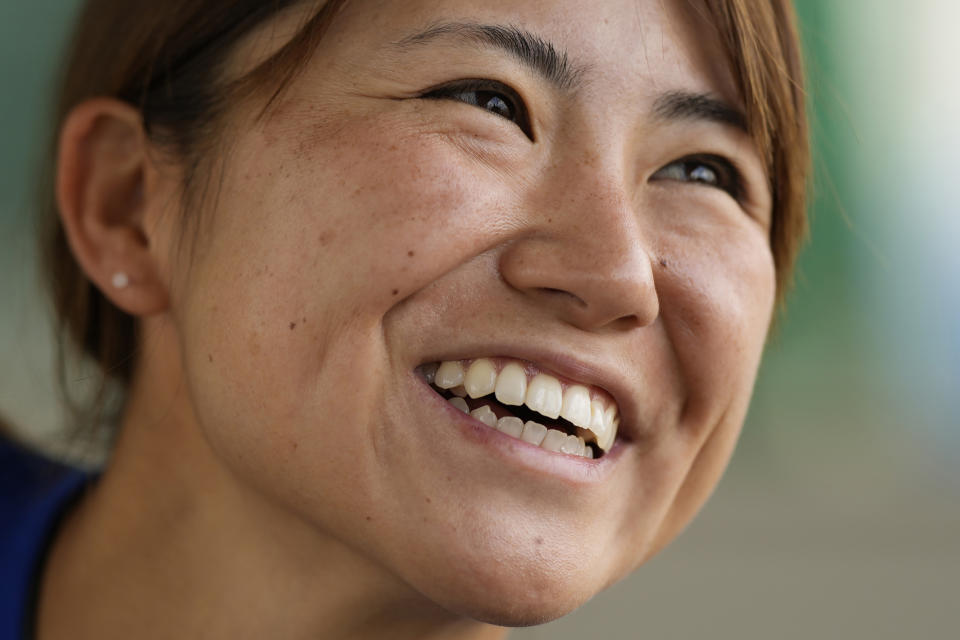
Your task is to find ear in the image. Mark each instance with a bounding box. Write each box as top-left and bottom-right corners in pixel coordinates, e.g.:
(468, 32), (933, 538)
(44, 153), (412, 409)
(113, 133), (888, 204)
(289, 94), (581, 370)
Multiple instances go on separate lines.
(56, 98), (173, 316)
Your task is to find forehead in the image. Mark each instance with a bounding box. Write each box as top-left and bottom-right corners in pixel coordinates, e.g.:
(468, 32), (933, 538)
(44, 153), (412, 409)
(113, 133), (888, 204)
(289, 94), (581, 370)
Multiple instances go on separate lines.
(242, 0), (741, 111)
(354, 0), (735, 100)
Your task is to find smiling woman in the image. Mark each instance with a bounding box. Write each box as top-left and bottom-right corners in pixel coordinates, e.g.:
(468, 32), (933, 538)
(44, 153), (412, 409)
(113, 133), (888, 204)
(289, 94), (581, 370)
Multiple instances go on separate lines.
(0, 0), (808, 638)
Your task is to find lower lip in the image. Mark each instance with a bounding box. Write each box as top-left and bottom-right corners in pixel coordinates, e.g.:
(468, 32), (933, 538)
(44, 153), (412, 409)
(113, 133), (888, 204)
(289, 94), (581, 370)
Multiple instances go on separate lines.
(411, 373), (624, 488)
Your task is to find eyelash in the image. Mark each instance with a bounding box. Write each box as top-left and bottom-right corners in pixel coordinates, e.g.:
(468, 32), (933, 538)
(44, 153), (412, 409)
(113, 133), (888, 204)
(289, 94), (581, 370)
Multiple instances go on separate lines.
(420, 79), (534, 140)
(420, 80), (743, 200)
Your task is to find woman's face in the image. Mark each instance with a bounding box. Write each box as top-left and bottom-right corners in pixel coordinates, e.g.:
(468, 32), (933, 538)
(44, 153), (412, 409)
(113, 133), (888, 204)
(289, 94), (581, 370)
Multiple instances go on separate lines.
(166, 0), (774, 625)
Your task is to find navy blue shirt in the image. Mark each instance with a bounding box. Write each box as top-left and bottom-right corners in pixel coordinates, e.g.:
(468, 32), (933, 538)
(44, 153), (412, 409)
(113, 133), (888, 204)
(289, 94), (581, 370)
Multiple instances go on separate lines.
(0, 436), (91, 640)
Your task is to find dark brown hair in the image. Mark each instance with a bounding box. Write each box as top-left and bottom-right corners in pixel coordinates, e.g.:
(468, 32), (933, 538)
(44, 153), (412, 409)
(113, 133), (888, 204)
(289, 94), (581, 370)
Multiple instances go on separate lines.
(39, 0), (808, 437)
(40, 0), (349, 436)
(696, 0), (809, 295)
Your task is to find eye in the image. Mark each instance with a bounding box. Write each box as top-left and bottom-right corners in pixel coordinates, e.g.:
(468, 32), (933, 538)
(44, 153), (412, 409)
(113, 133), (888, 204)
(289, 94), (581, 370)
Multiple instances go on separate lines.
(421, 79), (534, 140)
(651, 155), (743, 200)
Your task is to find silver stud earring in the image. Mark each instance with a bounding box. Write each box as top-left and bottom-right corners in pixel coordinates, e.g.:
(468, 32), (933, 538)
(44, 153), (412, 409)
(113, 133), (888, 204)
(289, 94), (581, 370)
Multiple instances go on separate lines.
(111, 272), (130, 289)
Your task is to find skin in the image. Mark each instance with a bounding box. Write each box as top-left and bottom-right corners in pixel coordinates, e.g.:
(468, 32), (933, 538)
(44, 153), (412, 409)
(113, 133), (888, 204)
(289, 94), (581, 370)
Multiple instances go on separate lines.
(39, 0), (776, 638)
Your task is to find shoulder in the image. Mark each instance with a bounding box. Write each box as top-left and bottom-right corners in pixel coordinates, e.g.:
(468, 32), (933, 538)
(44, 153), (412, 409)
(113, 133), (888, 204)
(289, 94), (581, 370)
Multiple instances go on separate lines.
(0, 433), (92, 640)
(0, 433), (89, 516)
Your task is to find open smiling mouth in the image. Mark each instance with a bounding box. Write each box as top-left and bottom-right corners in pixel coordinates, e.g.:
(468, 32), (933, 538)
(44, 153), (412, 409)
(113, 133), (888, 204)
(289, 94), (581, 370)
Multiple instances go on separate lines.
(416, 359), (620, 459)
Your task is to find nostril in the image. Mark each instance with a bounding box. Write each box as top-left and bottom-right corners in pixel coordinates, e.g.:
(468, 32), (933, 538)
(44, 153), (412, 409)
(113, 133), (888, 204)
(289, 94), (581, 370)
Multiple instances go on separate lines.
(611, 313), (644, 330)
(539, 288), (587, 309)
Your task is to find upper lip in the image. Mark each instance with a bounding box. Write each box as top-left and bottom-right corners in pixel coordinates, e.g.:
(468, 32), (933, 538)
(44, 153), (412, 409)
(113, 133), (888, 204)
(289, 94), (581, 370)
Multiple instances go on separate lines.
(420, 342), (643, 443)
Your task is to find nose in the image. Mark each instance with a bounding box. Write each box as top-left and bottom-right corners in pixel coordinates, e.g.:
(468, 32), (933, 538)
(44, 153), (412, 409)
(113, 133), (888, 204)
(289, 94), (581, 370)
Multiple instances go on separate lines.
(498, 160), (660, 332)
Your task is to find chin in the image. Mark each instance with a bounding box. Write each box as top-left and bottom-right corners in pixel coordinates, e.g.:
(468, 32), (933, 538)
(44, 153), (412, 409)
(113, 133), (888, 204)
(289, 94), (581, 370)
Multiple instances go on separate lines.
(427, 579), (593, 628)
(396, 535), (626, 629)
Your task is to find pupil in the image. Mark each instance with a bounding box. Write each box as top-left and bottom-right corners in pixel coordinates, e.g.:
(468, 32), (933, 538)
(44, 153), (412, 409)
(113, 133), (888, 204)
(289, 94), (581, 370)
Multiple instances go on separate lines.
(689, 164), (716, 184)
(480, 92), (511, 118)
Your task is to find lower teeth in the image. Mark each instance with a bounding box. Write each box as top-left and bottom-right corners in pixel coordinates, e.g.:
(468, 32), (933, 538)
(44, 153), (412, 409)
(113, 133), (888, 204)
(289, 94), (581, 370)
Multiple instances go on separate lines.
(446, 395), (595, 459)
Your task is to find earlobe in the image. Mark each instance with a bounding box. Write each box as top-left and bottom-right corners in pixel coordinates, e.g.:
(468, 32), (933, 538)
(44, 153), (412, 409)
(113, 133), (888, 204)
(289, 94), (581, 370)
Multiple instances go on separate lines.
(56, 98), (171, 317)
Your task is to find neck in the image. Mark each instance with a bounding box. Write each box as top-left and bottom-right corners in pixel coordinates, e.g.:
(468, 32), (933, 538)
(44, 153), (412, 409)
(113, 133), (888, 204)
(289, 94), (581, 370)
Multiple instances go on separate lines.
(35, 319), (507, 640)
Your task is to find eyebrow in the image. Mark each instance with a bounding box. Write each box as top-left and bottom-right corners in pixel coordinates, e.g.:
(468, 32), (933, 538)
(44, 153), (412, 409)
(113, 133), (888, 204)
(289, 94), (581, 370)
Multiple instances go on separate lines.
(394, 22), (748, 133)
(653, 90), (747, 132)
(392, 21), (586, 92)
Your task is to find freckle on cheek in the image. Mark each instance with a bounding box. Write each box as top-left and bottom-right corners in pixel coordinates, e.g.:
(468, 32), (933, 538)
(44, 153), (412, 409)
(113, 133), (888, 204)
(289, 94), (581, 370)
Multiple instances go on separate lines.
(317, 231), (335, 247)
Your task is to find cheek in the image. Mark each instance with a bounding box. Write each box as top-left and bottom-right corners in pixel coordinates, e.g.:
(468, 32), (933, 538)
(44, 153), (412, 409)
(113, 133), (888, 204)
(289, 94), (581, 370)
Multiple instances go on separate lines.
(638, 221), (775, 549)
(266, 110), (517, 309)
(181, 106), (505, 351)
(657, 219), (776, 425)
(164, 108), (519, 518)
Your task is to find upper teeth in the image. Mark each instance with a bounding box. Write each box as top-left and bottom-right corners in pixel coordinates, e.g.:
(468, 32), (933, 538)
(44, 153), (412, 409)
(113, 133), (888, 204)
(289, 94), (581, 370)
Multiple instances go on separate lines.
(425, 359), (620, 453)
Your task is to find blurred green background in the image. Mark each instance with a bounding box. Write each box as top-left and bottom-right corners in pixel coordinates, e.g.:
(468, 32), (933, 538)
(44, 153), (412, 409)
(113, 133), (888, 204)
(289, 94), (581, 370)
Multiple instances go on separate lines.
(2, 1), (957, 638)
